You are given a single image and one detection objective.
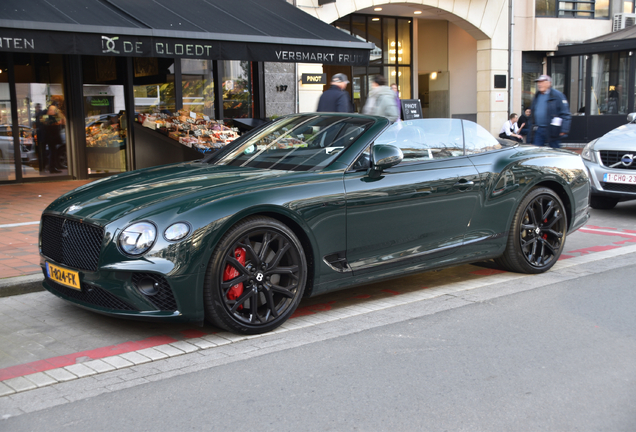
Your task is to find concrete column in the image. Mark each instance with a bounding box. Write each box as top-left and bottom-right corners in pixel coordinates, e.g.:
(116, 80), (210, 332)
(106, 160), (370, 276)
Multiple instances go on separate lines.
(477, 2), (511, 136)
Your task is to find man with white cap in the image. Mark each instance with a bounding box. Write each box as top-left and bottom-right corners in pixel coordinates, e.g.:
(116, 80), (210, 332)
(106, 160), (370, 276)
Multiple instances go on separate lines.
(317, 73), (353, 113)
(526, 74), (571, 148)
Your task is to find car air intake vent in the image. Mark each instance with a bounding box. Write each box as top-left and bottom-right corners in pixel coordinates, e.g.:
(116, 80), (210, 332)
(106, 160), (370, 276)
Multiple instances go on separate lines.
(132, 273), (178, 311)
(41, 215), (104, 272)
(599, 151), (636, 170)
(601, 182), (636, 193)
(44, 272), (137, 311)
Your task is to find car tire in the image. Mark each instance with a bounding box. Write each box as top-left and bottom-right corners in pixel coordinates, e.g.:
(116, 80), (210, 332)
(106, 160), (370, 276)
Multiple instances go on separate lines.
(495, 187), (567, 274)
(203, 216), (307, 334)
(590, 195), (618, 210)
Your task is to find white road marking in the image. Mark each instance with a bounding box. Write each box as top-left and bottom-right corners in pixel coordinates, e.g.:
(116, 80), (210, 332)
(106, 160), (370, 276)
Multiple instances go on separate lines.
(0, 221), (39, 229)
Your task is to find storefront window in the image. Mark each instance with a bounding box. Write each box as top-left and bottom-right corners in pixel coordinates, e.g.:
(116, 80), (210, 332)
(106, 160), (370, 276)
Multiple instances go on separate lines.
(367, 17), (382, 64)
(222, 60), (252, 119)
(13, 53), (67, 178)
(0, 56), (16, 181)
(568, 56), (586, 115)
(333, 17), (351, 35)
(351, 15), (366, 42)
(383, 18), (396, 65)
(338, 14), (412, 110)
(182, 59), (215, 118)
(82, 56), (127, 175)
(133, 58), (176, 114)
(522, 52), (544, 110)
(591, 52), (629, 115)
(397, 19), (411, 66)
(397, 67), (412, 99)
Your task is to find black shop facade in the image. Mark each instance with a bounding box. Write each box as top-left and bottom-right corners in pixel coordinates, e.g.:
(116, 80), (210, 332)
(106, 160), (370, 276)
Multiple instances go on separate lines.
(0, 1), (371, 183)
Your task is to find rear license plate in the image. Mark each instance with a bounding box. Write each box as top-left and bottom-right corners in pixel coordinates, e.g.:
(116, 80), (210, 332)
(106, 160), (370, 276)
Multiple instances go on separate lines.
(603, 173), (636, 184)
(46, 262), (81, 290)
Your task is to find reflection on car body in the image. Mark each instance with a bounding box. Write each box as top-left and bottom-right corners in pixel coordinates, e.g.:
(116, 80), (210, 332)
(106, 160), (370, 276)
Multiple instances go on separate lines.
(39, 113), (590, 335)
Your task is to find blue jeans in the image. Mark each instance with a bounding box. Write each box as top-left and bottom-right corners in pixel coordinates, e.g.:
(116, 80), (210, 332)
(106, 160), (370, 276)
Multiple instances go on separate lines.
(532, 126), (561, 148)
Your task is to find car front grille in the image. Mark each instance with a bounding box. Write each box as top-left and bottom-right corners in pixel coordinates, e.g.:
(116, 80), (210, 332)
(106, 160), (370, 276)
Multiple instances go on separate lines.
(599, 151), (636, 170)
(44, 272), (138, 311)
(601, 182), (636, 193)
(41, 215), (104, 272)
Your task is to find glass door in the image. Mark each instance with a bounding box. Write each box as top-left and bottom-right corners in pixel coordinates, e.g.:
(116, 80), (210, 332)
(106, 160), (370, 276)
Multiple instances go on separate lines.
(0, 55), (17, 181)
(13, 53), (68, 179)
(83, 56), (127, 175)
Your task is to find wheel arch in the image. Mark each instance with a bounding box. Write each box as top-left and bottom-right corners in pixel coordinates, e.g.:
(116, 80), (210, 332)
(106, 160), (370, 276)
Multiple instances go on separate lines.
(534, 180), (573, 230)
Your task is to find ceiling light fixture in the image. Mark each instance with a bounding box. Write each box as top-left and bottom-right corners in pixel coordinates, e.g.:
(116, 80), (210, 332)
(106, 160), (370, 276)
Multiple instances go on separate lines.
(414, 11), (422, 15)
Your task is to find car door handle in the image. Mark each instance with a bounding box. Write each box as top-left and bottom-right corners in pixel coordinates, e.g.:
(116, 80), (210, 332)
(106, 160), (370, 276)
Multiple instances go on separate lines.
(453, 180), (474, 188)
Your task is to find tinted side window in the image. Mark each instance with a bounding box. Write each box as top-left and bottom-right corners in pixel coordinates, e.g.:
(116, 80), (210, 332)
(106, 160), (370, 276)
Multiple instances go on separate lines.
(463, 120), (502, 154)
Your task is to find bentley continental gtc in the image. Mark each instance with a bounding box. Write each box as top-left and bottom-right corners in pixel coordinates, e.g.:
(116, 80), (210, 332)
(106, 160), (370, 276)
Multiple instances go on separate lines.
(40, 113), (590, 334)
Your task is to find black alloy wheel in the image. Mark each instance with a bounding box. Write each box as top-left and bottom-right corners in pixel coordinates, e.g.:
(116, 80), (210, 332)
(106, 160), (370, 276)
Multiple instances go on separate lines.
(204, 216), (307, 334)
(496, 187), (567, 274)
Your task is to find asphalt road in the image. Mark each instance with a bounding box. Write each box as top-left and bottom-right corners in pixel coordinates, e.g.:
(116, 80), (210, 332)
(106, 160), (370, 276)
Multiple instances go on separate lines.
(4, 260), (635, 432)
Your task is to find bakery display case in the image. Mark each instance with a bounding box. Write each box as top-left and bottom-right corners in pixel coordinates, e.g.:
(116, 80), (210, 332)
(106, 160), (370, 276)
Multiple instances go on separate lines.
(137, 110), (239, 154)
(85, 113), (127, 173)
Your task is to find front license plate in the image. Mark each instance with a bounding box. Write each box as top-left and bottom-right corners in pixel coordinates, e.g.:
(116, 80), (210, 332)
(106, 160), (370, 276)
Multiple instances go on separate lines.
(46, 262), (81, 290)
(603, 173), (636, 184)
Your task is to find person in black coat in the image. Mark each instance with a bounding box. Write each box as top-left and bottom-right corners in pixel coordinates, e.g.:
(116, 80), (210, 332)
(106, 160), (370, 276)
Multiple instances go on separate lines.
(317, 73), (353, 113)
(517, 107), (531, 141)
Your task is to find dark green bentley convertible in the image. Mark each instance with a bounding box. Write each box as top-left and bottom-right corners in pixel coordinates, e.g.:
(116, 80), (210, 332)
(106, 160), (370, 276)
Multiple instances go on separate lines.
(40, 113), (590, 334)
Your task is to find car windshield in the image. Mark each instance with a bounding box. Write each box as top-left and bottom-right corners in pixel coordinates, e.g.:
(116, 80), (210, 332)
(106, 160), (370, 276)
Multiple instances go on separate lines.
(211, 115), (374, 171)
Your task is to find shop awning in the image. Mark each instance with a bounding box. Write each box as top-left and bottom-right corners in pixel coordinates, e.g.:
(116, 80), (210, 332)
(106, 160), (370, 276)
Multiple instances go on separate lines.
(556, 25), (636, 56)
(0, 0), (372, 66)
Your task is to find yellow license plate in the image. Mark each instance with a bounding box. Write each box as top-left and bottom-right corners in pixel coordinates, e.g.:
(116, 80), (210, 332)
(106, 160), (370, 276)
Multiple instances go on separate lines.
(46, 262), (81, 291)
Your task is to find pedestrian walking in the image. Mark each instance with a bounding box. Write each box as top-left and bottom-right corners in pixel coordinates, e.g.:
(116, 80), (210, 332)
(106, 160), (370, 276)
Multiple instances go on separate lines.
(391, 83), (401, 120)
(362, 75), (399, 122)
(527, 75), (571, 148)
(316, 73), (353, 113)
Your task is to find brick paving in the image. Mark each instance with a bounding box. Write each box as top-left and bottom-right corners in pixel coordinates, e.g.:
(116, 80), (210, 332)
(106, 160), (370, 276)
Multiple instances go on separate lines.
(0, 180), (92, 279)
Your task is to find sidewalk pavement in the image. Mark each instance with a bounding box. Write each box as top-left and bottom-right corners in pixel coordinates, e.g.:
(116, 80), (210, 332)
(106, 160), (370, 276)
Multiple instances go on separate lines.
(0, 180), (92, 297)
(0, 144), (586, 298)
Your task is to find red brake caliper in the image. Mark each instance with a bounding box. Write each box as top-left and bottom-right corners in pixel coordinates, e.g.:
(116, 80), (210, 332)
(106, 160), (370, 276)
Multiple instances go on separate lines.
(223, 247), (246, 309)
(543, 219), (548, 239)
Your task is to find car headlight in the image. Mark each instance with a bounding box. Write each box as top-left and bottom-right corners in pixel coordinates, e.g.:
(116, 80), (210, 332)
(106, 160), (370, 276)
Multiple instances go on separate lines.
(164, 222), (190, 241)
(119, 222), (157, 255)
(581, 139), (597, 163)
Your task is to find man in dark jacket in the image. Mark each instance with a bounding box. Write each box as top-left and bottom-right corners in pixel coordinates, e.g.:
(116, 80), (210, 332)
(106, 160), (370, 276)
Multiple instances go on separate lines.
(317, 73), (353, 113)
(527, 75), (571, 148)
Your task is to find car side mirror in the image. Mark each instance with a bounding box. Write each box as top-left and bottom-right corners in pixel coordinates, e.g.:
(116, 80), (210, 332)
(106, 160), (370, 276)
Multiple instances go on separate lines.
(628, 113), (636, 123)
(372, 144), (403, 171)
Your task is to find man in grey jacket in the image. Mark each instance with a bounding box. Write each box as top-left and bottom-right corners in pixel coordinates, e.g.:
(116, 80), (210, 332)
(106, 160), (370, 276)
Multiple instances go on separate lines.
(363, 75), (399, 122)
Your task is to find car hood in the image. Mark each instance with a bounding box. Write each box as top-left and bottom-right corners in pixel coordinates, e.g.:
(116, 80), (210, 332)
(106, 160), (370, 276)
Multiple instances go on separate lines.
(594, 123), (636, 151)
(45, 162), (313, 224)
